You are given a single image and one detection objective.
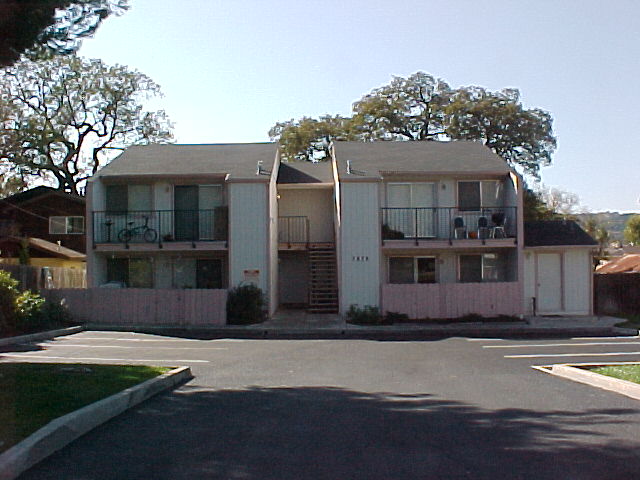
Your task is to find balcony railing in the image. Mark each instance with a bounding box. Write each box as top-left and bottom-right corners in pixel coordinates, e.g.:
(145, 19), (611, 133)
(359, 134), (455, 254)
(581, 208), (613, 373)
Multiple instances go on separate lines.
(278, 216), (309, 246)
(93, 208), (228, 245)
(381, 207), (517, 243)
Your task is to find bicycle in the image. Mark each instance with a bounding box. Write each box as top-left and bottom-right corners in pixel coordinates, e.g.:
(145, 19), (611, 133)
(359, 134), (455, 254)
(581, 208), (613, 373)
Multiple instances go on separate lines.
(117, 215), (158, 243)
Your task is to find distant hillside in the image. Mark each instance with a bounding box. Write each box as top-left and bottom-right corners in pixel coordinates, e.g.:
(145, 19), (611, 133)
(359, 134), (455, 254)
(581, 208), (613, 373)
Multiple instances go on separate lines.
(574, 212), (637, 241)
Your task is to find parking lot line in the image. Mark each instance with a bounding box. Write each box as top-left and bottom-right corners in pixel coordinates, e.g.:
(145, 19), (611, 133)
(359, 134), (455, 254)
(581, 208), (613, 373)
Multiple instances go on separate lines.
(1, 354), (209, 363)
(485, 341), (640, 349)
(70, 337), (203, 342)
(504, 351), (640, 359)
(38, 344), (227, 350)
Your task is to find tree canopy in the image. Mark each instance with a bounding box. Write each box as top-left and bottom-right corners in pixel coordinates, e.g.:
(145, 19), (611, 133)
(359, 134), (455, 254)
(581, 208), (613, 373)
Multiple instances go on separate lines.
(624, 215), (640, 245)
(0, 55), (173, 194)
(0, 0), (129, 67)
(270, 71), (557, 178)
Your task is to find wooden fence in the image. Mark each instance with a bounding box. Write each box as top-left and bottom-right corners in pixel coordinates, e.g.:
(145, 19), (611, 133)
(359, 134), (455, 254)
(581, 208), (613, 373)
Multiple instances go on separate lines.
(0, 264), (86, 290)
(382, 281), (521, 319)
(594, 273), (640, 315)
(43, 288), (227, 326)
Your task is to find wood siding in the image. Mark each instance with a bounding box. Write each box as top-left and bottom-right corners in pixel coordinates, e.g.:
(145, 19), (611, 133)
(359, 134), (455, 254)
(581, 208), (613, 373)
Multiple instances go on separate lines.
(44, 288), (227, 326)
(382, 282), (521, 319)
(340, 183), (380, 312)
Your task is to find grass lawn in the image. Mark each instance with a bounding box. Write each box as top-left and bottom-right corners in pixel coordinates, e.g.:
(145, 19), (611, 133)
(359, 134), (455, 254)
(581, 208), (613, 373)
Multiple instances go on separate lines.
(0, 363), (170, 452)
(590, 364), (640, 384)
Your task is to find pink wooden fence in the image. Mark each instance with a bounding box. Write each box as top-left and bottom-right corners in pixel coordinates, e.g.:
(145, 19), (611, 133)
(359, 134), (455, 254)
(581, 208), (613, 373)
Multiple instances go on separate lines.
(44, 288), (227, 326)
(382, 282), (522, 319)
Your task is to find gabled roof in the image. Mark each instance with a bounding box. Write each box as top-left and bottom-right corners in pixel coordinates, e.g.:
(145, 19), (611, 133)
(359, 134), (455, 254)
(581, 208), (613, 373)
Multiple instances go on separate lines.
(96, 143), (277, 181)
(596, 254), (640, 273)
(277, 161), (334, 184)
(333, 140), (512, 180)
(524, 220), (597, 247)
(1, 186), (85, 205)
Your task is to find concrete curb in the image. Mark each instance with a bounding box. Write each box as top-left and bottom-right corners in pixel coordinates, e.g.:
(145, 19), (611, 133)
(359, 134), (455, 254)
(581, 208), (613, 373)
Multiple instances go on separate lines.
(84, 323), (631, 340)
(0, 365), (192, 480)
(544, 364), (640, 401)
(0, 326), (84, 347)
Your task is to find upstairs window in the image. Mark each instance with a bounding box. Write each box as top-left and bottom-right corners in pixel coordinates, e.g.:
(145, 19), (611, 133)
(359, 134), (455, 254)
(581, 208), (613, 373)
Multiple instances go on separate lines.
(458, 180), (502, 210)
(49, 216), (84, 234)
(458, 181), (481, 211)
(105, 184), (152, 213)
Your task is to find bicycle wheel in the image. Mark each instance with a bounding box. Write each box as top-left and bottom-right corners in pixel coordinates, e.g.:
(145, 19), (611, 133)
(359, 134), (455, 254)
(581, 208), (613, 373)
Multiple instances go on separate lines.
(143, 228), (157, 242)
(118, 228), (132, 243)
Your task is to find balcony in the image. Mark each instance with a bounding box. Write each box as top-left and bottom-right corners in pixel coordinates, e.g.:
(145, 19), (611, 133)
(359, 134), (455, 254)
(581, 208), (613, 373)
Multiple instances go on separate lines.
(278, 216), (309, 247)
(92, 208), (228, 246)
(381, 207), (517, 244)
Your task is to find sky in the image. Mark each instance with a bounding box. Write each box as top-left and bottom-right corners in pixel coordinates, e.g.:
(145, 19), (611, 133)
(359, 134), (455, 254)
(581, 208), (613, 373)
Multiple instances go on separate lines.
(78, 0), (640, 213)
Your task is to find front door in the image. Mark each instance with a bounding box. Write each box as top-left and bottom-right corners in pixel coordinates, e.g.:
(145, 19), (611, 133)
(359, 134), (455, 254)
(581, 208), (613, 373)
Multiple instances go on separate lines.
(537, 253), (562, 313)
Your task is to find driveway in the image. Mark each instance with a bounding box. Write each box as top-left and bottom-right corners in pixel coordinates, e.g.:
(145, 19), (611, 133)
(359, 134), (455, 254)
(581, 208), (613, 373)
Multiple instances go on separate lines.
(4, 331), (640, 479)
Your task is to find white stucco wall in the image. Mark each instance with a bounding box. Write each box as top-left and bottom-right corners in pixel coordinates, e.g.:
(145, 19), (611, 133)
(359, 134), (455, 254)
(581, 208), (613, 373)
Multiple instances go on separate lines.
(339, 182), (380, 312)
(229, 182), (269, 297)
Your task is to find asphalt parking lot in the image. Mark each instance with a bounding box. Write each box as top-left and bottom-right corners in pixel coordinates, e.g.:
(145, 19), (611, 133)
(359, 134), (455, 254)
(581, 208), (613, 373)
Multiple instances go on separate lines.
(4, 331), (640, 479)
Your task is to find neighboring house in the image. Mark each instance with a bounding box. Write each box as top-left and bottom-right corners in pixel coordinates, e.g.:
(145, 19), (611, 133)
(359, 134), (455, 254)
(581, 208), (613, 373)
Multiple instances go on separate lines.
(523, 220), (597, 315)
(0, 236), (86, 269)
(0, 186), (87, 254)
(0, 186), (86, 274)
(86, 141), (596, 319)
(596, 254), (640, 274)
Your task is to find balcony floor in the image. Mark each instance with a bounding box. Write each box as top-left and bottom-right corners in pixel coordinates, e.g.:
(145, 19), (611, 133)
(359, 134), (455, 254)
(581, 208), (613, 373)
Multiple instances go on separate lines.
(94, 241), (228, 252)
(382, 238), (517, 250)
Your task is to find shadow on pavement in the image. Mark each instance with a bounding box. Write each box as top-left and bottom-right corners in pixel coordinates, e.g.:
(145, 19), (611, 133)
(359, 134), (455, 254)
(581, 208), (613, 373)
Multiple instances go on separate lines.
(20, 385), (640, 480)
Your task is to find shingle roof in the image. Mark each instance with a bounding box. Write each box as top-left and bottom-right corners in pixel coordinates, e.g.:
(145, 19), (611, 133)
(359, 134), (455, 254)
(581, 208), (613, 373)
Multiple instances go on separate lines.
(524, 220), (598, 247)
(1, 186), (85, 205)
(333, 140), (512, 180)
(0, 236), (85, 260)
(277, 161), (334, 184)
(596, 254), (640, 273)
(95, 143), (277, 181)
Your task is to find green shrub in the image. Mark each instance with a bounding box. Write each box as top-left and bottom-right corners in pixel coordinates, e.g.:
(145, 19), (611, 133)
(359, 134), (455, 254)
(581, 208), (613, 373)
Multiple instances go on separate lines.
(384, 311), (409, 324)
(226, 284), (266, 325)
(458, 313), (484, 323)
(346, 305), (384, 325)
(0, 271), (19, 334)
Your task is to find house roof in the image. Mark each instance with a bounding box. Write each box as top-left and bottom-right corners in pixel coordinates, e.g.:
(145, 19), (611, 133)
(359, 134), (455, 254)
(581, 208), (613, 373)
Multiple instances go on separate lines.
(596, 254), (640, 274)
(524, 220), (598, 247)
(0, 236), (86, 260)
(1, 186), (85, 205)
(276, 161), (334, 184)
(95, 143), (277, 181)
(333, 140), (512, 180)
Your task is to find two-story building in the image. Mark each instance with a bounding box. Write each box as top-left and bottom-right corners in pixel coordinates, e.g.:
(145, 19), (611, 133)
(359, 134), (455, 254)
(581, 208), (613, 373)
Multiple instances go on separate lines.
(86, 140), (594, 321)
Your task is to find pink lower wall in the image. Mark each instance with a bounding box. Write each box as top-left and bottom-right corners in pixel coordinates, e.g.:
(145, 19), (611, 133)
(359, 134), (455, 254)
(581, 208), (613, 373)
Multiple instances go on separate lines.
(44, 288), (227, 326)
(381, 282), (522, 319)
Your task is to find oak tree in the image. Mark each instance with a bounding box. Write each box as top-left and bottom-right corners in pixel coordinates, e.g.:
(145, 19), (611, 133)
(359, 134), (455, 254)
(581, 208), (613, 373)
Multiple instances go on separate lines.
(0, 55), (173, 194)
(0, 0), (129, 67)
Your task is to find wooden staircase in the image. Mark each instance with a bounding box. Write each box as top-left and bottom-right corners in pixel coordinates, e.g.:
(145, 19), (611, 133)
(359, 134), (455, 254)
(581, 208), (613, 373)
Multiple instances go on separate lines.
(308, 244), (338, 313)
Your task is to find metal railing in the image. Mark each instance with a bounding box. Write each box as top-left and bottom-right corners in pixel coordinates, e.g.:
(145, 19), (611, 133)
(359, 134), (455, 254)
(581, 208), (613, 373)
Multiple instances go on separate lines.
(381, 206), (517, 243)
(93, 208), (228, 245)
(278, 216), (309, 246)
